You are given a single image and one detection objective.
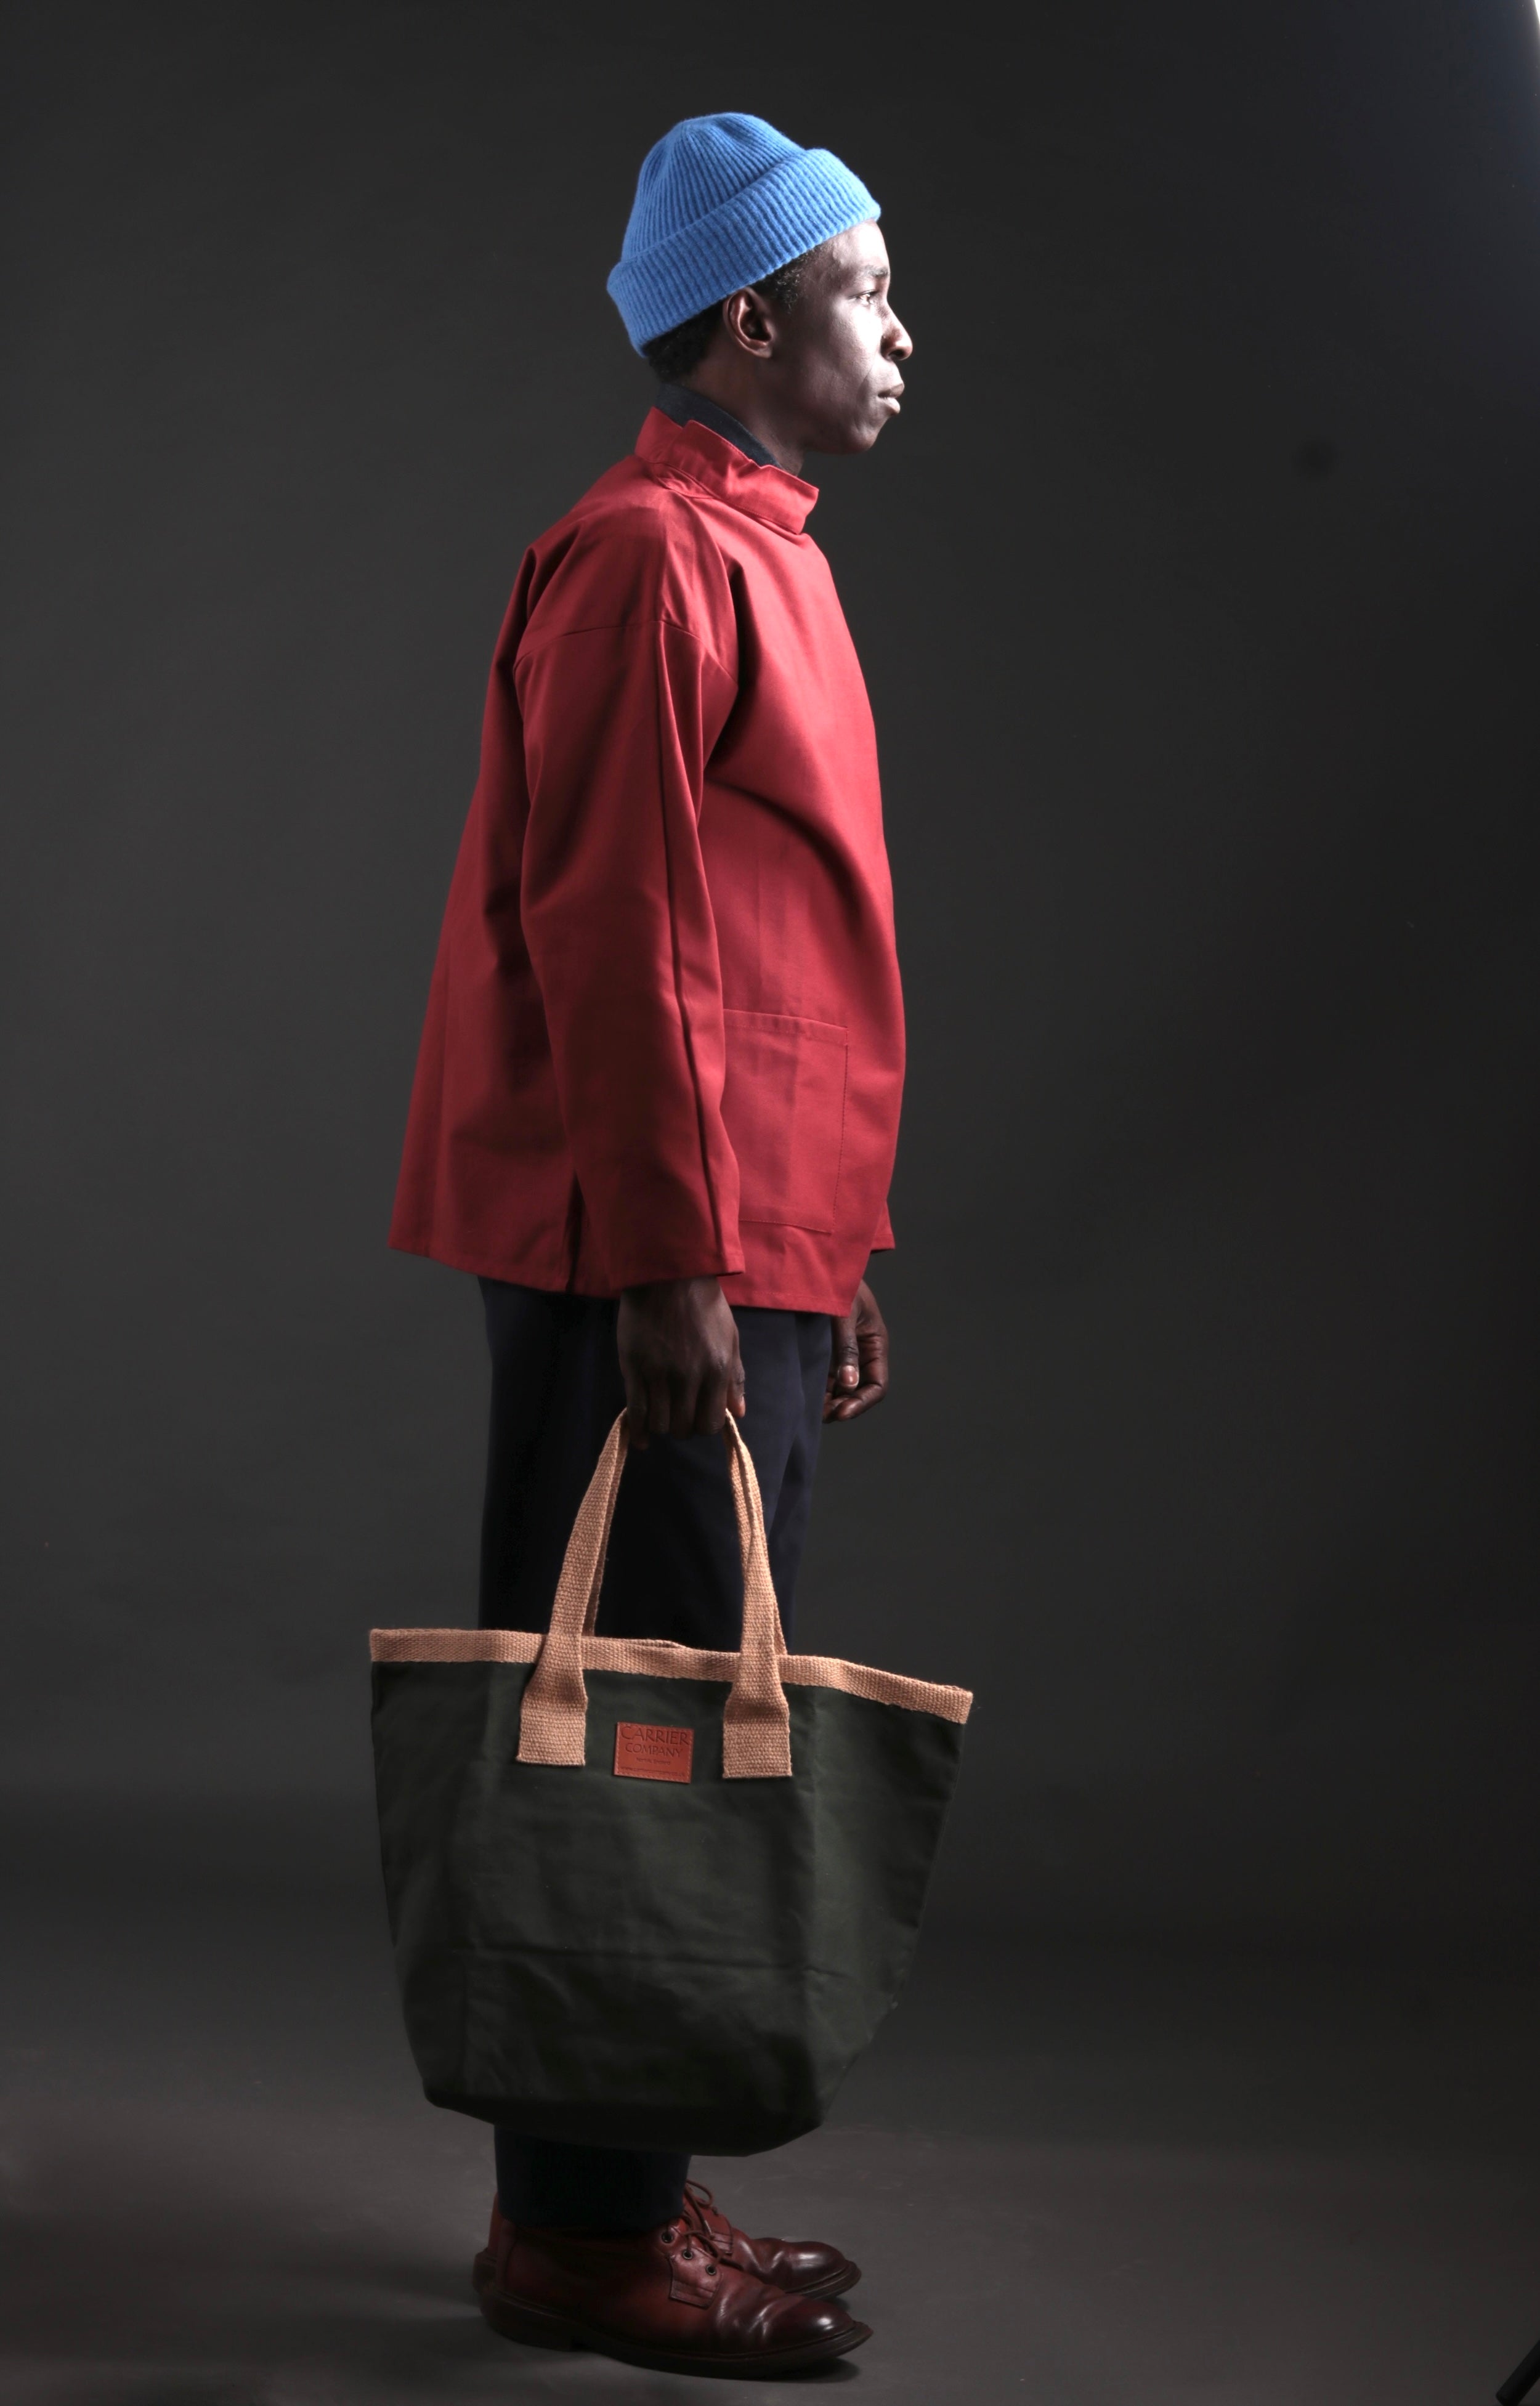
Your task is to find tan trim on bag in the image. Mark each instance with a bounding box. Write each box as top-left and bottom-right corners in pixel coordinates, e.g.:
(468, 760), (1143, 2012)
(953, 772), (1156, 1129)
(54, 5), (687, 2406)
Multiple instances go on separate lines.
(378, 1413), (970, 1772)
(368, 1624), (973, 1726)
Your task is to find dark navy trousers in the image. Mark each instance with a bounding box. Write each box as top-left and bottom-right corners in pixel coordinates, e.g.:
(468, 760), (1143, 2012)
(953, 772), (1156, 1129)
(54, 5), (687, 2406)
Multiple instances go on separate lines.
(477, 1279), (832, 2232)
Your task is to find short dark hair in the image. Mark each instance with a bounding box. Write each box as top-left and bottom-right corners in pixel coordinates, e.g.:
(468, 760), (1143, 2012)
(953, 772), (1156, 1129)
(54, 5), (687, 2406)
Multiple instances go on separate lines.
(640, 255), (808, 381)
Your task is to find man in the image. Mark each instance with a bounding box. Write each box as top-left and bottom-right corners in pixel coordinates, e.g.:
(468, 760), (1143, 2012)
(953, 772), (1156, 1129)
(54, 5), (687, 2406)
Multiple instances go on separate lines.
(389, 111), (912, 2377)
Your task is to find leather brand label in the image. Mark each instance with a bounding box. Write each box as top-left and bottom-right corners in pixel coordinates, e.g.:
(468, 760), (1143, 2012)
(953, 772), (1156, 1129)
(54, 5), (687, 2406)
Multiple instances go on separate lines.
(614, 1722), (694, 1783)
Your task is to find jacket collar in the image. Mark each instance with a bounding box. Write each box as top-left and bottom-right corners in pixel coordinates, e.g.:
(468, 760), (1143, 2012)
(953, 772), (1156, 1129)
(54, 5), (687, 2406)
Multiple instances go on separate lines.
(653, 381), (778, 469)
(635, 408), (817, 537)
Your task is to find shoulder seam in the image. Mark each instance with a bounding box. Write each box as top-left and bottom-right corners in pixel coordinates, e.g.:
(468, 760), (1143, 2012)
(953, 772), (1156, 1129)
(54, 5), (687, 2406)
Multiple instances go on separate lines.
(515, 614), (737, 690)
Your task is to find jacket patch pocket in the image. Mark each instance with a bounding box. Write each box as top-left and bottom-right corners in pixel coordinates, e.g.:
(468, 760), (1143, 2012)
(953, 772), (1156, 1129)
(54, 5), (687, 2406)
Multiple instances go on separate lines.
(721, 1010), (848, 1234)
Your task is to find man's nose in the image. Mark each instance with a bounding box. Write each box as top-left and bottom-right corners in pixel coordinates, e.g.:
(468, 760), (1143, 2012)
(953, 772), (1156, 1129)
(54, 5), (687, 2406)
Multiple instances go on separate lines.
(884, 308), (913, 362)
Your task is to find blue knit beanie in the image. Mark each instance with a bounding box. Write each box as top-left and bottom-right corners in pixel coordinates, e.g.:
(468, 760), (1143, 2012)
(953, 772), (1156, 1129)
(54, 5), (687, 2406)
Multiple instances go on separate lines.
(607, 113), (880, 354)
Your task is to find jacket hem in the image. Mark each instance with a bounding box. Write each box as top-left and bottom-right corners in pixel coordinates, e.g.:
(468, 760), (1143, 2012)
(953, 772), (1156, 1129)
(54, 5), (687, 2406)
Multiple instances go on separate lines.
(387, 1229), (878, 1316)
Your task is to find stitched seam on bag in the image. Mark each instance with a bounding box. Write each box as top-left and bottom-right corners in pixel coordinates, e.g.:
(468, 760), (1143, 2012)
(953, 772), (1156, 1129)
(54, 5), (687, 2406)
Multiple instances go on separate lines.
(370, 1629), (971, 1722)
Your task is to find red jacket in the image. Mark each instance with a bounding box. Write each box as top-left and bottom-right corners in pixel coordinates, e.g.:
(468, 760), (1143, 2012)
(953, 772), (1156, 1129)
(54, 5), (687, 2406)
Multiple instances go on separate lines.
(389, 407), (904, 1314)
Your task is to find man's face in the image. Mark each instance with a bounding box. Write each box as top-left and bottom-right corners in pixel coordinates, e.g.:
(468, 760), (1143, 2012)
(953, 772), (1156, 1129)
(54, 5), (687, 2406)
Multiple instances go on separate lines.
(772, 224), (912, 455)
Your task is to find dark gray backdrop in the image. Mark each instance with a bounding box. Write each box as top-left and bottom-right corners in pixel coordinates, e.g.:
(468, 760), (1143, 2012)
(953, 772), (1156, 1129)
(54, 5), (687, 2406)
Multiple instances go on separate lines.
(5, 0), (1539, 1940)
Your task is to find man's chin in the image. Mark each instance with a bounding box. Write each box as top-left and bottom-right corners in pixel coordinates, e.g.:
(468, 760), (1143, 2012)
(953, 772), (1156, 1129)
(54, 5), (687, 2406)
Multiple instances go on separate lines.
(804, 428), (881, 460)
(845, 410), (894, 453)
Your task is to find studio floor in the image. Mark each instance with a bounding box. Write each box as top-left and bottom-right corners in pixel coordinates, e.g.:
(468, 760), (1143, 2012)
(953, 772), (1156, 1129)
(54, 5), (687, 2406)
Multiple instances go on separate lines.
(4, 1799), (1539, 2405)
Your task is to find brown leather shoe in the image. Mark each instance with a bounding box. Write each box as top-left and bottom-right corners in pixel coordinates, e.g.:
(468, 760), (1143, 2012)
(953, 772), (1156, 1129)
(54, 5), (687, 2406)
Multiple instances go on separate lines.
(472, 2201), (870, 2378)
(679, 2179), (861, 2299)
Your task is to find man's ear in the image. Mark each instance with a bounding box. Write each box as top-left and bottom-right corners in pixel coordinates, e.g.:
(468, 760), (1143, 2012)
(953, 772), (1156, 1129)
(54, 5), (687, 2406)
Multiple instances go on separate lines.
(720, 287), (776, 361)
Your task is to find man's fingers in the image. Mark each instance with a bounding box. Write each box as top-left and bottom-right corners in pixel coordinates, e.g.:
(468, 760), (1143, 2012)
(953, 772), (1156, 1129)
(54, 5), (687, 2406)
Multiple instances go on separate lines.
(827, 1312), (860, 1395)
(616, 1280), (746, 1441)
(701, 1344), (746, 1432)
(630, 1363), (744, 1441)
(619, 1354), (653, 1445)
(849, 1345), (889, 1415)
(698, 1342), (746, 1432)
(825, 1337), (888, 1422)
(678, 1366), (712, 1433)
(693, 1368), (730, 1436)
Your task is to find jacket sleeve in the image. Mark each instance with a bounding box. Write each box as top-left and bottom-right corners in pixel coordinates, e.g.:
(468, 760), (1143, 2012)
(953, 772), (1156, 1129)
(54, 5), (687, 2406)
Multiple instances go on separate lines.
(515, 610), (742, 1289)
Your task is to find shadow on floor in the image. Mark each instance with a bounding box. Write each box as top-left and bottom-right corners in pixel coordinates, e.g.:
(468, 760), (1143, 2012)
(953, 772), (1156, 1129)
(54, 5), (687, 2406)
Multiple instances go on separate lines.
(6, 1802), (1540, 2402)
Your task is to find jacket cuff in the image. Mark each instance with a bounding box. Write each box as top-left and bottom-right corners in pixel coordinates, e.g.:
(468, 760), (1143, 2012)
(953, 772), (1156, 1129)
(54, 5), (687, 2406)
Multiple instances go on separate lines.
(600, 1239), (747, 1290)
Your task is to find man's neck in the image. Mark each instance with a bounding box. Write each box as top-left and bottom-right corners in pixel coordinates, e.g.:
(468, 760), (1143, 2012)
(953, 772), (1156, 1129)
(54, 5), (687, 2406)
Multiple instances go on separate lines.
(673, 365), (806, 478)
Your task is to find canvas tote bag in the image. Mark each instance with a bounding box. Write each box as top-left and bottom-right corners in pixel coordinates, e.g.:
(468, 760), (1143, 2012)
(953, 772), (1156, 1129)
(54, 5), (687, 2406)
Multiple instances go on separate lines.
(370, 1412), (971, 2154)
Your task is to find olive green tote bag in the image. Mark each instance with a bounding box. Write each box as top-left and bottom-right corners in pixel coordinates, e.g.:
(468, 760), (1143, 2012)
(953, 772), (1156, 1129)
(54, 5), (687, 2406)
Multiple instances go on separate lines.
(370, 1413), (971, 2154)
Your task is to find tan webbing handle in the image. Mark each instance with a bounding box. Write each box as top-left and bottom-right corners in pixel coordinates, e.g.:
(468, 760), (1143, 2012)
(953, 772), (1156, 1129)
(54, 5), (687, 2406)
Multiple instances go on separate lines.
(514, 1413), (628, 1765)
(516, 1412), (793, 1779)
(719, 1415), (793, 1778)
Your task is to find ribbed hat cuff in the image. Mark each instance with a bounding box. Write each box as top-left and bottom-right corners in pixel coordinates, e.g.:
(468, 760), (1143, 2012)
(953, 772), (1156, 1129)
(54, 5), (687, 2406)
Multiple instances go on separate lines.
(608, 148), (880, 351)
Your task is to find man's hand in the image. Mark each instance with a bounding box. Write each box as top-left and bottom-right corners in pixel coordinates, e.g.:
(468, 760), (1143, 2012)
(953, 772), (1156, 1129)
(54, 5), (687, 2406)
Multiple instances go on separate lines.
(825, 1279), (889, 1422)
(618, 1277), (745, 1446)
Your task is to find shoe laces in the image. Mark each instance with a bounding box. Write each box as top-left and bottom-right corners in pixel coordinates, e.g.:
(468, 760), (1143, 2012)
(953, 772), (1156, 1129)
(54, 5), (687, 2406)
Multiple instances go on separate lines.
(681, 2179), (733, 2259)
